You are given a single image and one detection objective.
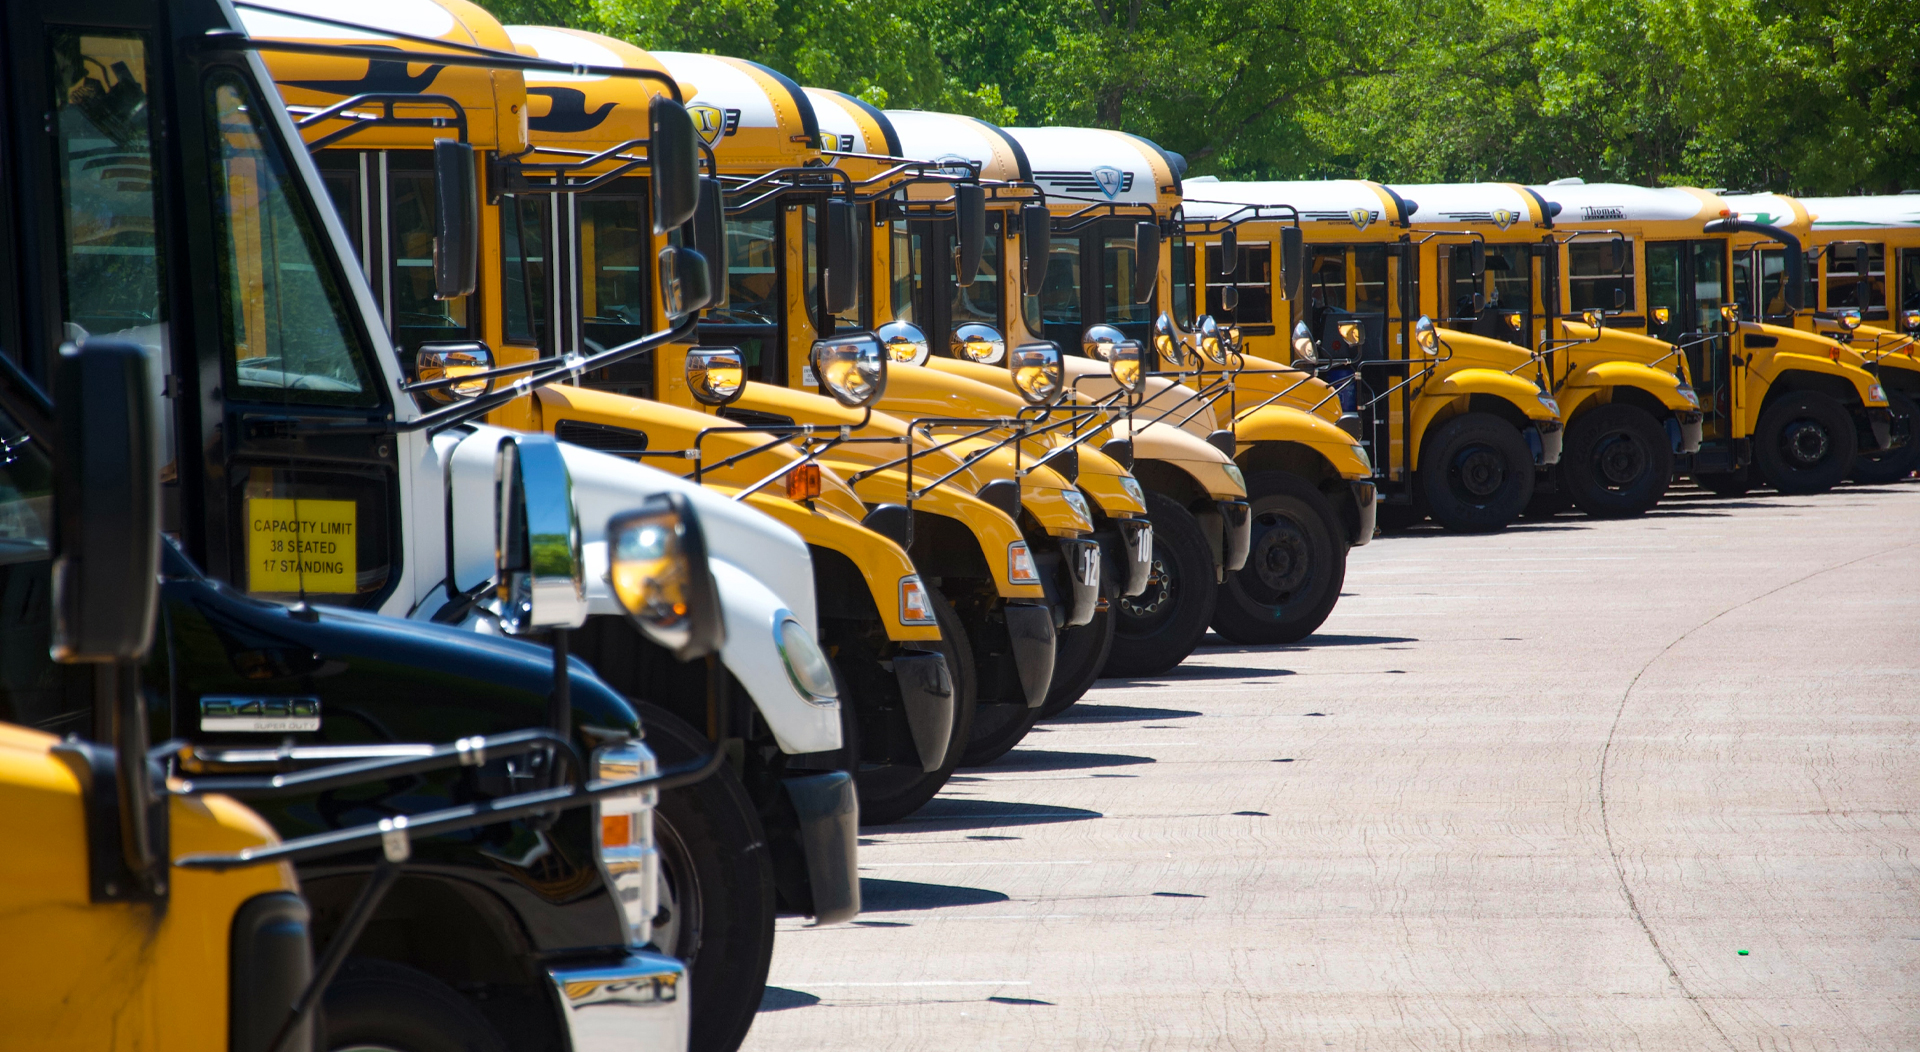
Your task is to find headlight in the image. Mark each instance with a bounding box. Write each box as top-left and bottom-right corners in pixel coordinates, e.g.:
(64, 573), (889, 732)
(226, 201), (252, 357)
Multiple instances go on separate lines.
(1008, 541), (1040, 585)
(1223, 463), (1245, 490)
(594, 740), (660, 947)
(685, 346), (745, 406)
(775, 614), (838, 703)
(953, 323), (1006, 364)
(1119, 476), (1145, 507)
(898, 575), (936, 625)
(1352, 444), (1371, 471)
(877, 320), (930, 366)
(811, 333), (887, 408)
(1009, 341), (1064, 405)
(1868, 382), (1887, 403)
(1537, 394), (1560, 416)
(1676, 383), (1699, 407)
(1063, 489), (1092, 526)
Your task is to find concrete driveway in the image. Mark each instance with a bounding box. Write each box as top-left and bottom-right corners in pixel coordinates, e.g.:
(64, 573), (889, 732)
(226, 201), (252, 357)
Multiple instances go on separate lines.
(746, 483), (1920, 1050)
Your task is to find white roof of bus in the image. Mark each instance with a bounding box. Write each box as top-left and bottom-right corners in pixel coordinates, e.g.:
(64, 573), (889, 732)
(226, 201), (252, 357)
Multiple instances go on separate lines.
(504, 26), (624, 84)
(886, 110), (1007, 171)
(651, 52), (781, 132)
(241, 0), (460, 40)
(805, 89), (880, 154)
(1796, 196), (1920, 230)
(1003, 127), (1160, 205)
(1389, 183), (1539, 226)
(1522, 182), (1711, 224)
(1179, 179), (1388, 226)
(1719, 192), (1802, 228)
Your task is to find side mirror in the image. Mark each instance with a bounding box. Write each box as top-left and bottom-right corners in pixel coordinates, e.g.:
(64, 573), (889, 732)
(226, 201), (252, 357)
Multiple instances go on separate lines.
(811, 332), (888, 407)
(1855, 244), (1872, 309)
(877, 320), (930, 366)
(1109, 339), (1144, 394)
(1220, 285), (1239, 313)
(955, 185), (986, 288)
(52, 341), (159, 662)
(1133, 222), (1160, 304)
(1153, 312), (1187, 367)
(1581, 309), (1605, 330)
(1470, 244), (1486, 282)
(693, 177), (728, 311)
(825, 199), (858, 316)
(1218, 226), (1238, 277)
(1197, 315), (1226, 365)
(685, 345), (745, 406)
(952, 323), (1006, 365)
(494, 433), (587, 635)
(1609, 236), (1627, 274)
(414, 341), (494, 404)
(608, 492), (725, 661)
(1719, 304), (1741, 325)
(1413, 315), (1439, 357)
(1021, 203), (1051, 293)
(658, 245), (714, 321)
(1291, 321), (1317, 365)
(1009, 341), (1064, 405)
(1651, 306), (1671, 326)
(432, 139), (478, 300)
(650, 96), (700, 233)
(1279, 227), (1304, 302)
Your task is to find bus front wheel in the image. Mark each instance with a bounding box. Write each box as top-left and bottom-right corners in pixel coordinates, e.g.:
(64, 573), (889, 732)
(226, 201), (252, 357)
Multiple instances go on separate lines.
(1418, 413), (1536, 532)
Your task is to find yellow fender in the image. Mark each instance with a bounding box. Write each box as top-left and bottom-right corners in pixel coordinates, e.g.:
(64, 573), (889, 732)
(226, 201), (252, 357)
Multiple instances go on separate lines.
(1558, 360), (1699, 421)
(733, 492), (941, 643)
(1230, 403), (1371, 480)
(1075, 446), (1148, 517)
(1410, 367), (1558, 471)
(1129, 419), (1248, 500)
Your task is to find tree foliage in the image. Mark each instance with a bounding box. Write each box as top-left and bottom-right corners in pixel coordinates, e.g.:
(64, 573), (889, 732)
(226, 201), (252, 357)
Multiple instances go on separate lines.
(477, 0), (1919, 192)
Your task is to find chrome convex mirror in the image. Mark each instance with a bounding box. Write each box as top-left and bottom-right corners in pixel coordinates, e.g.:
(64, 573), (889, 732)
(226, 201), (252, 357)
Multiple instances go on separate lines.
(1904, 308), (1920, 333)
(1082, 323), (1125, 362)
(877, 320), (930, 366)
(1581, 309), (1605, 330)
(1110, 338), (1145, 394)
(686, 346), (745, 406)
(1197, 315), (1226, 366)
(1291, 321), (1317, 365)
(415, 341), (493, 404)
(1720, 304), (1741, 325)
(1009, 340), (1064, 405)
(1413, 315), (1440, 357)
(495, 434), (587, 635)
(1836, 307), (1862, 331)
(1651, 306), (1671, 326)
(1336, 318), (1363, 350)
(1153, 312), (1192, 368)
(608, 492), (725, 661)
(812, 333), (887, 407)
(952, 323), (1006, 365)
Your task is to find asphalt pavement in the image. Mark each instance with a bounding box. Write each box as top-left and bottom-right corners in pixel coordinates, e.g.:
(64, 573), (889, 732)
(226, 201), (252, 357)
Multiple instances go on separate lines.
(745, 481), (1920, 1051)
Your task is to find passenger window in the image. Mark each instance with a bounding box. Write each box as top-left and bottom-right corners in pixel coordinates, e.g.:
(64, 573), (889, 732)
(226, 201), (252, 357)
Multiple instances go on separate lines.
(1690, 241), (1728, 332)
(1644, 242), (1684, 341)
(1824, 242), (1885, 314)
(1169, 236), (1195, 329)
(804, 204), (869, 336)
(208, 74), (377, 406)
(711, 204), (780, 327)
(890, 219), (926, 326)
(51, 31), (164, 353)
(1102, 234), (1152, 327)
(387, 163), (472, 361)
(1040, 238), (1082, 327)
(502, 193), (552, 350)
(1901, 248), (1920, 313)
(1206, 241), (1272, 324)
(1351, 245), (1389, 314)
(578, 192), (654, 399)
(1308, 246), (1347, 311)
(1567, 240), (1635, 311)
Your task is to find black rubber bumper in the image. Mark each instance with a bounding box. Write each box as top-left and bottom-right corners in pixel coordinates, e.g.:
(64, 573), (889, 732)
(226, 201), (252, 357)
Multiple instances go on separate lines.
(1217, 500), (1251, 572)
(1003, 601), (1057, 709)
(1347, 480), (1377, 547)
(891, 649), (955, 773)
(782, 771), (861, 925)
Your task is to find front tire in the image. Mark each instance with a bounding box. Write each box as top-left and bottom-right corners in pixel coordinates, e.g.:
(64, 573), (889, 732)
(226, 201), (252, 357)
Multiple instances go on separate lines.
(1210, 471), (1345, 644)
(629, 700), (776, 1052)
(1418, 412), (1536, 532)
(1037, 606), (1115, 719)
(1754, 391), (1857, 494)
(1100, 490), (1217, 678)
(1851, 389), (1920, 484)
(1560, 403), (1673, 517)
(322, 958), (509, 1052)
(855, 590), (977, 824)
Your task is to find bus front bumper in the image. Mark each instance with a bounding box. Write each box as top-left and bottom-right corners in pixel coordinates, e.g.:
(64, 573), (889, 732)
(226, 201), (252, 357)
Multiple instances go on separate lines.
(548, 952), (689, 1052)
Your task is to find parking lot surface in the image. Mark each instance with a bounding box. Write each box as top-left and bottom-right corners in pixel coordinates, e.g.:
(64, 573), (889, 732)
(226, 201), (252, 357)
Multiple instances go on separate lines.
(746, 483), (1920, 1051)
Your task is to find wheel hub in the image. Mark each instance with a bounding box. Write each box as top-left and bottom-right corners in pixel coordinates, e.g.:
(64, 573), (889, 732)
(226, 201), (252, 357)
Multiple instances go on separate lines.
(1119, 557), (1173, 619)
(1782, 419), (1830, 465)
(1452, 445), (1507, 498)
(1593, 431), (1647, 486)
(1247, 514), (1310, 597)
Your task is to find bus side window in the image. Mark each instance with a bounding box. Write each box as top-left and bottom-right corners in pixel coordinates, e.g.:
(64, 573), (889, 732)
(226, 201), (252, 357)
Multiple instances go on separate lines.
(1567, 240), (1635, 312)
(1205, 241), (1271, 324)
(501, 194), (552, 351)
(1825, 242), (1885, 316)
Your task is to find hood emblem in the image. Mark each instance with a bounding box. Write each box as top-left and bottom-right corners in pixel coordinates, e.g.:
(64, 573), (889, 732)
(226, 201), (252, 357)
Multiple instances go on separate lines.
(1491, 208), (1516, 230)
(1349, 208), (1373, 231)
(689, 103), (726, 145)
(1093, 166), (1125, 199)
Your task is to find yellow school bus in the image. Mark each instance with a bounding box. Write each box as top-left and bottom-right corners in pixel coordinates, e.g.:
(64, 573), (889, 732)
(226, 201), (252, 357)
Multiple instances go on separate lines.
(1384, 182), (1705, 516)
(1522, 181), (1890, 495)
(1180, 179), (1563, 531)
(1724, 192), (1920, 482)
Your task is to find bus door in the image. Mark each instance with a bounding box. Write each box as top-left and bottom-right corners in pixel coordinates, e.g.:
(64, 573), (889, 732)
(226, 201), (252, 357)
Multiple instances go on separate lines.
(891, 211), (1004, 350)
(1823, 241), (1887, 322)
(1440, 243), (1533, 349)
(1308, 244), (1394, 475)
(1647, 240), (1737, 439)
(1039, 217), (1155, 352)
(700, 200), (786, 385)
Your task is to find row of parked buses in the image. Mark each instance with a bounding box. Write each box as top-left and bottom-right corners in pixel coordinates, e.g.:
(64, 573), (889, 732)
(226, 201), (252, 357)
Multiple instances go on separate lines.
(5, 1), (1915, 1051)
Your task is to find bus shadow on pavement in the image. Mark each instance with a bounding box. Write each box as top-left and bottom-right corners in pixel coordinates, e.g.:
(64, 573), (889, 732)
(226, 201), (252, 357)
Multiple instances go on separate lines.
(970, 749), (1153, 773)
(1044, 703), (1201, 723)
(880, 798), (1104, 831)
(858, 877), (1012, 911)
(759, 987), (822, 1012)
(1099, 664), (1296, 687)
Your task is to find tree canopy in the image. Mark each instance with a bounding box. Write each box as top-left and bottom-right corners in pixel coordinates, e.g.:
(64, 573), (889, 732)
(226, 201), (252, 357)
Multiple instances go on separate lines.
(479, 0), (1919, 193)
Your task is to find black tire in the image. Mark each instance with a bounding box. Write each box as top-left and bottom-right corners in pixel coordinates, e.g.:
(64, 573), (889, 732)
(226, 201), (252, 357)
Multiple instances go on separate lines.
(855, 590), (977, 825)
(1851, 389), (1920, 484)
(959, 696), (1040, 767)
(1694, 465), (1752, 496)
(1100, 490), (1217, 678)
(628, 700), (776, 1052)
(1754, 391), (1857, 494)
(1375, 502), (1423, 532)
(1210, 471), (1345, 645)
(323, 958), (508, 1052)
(1417, 412), (1536, 532)
(1037, 606), (1115, 719)
(1560, 403), (1674, 517)
(1521, 472), (1573, 518)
